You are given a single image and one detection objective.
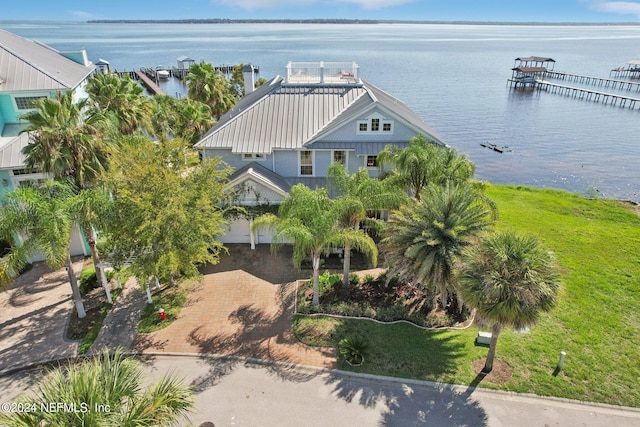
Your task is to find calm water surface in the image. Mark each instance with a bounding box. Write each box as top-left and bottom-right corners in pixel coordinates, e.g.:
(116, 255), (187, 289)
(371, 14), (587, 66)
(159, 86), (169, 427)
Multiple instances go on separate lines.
(2, 22), (639, 200)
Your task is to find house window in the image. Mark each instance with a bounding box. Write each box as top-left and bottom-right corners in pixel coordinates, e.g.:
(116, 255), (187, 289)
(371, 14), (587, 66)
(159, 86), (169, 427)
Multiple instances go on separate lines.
(358, 117), (393, 134)
(242, 153), (265, 161)
(300, 150), (313, 175)
(366, 155), (378, 167)
(333, 150), (346, 165)
(14, 96), (46, 110)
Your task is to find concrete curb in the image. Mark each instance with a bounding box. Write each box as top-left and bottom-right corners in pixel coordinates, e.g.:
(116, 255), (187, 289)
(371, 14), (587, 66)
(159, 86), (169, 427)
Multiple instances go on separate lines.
(2, 350), (640, 417)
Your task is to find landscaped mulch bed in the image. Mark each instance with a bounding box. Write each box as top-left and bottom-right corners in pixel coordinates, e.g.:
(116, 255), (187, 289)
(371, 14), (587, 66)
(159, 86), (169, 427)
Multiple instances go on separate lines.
(65, 287), (109, 341)
(297, 271), (471, 328)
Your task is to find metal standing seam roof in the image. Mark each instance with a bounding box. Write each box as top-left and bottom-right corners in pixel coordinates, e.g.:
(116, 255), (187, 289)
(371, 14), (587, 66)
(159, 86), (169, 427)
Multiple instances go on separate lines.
(0, 132), (30, 169)
(197, 77), (368, 154)
(195, 76), (446, 153)
(0, 29), (95, 92)
(515, 56), (556, 63)
(227, 161), (292, 193)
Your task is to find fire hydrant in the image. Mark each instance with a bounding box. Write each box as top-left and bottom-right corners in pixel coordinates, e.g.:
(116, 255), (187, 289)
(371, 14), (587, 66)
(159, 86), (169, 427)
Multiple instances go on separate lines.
(158, 307), (166, 321)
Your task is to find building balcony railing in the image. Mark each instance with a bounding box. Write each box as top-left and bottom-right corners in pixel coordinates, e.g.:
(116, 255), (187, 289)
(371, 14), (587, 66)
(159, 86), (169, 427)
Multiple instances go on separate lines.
(285, 61), (360, 85)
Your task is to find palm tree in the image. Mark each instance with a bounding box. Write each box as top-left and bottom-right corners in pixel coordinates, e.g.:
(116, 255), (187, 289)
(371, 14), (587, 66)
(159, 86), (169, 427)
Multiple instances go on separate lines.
(173, 97), (215, 145)
(378, 134), (475, 200)
(87, 72), (153, 135)
(458, 231), (561, 373)
(328, 162), (406, 285)
(21, 90), (114, 289)
(381, 182), (495, 311)
(253, 184), (377, 306)
(0, 348), (194, 426)
(0, 181), (87, 317)
(69, 186), (113, 287)
(185, 61), (237, 119)
(20, 91), (111, 189)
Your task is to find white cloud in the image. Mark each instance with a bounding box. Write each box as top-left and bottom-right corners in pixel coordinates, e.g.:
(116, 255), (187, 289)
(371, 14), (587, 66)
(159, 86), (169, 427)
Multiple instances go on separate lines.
(585, 1), (640, 19)
(212, 0), (414, 11)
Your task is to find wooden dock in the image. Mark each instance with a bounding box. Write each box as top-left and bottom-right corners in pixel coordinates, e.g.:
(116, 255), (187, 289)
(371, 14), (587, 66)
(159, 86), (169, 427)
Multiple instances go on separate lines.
(133, 71), (165, 96)
(533, 79), (640, 109)
(543, 70), (640, 92)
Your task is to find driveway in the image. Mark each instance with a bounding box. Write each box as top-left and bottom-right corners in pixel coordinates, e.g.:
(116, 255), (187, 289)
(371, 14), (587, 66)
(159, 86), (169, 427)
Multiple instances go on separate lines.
(0, 258), (85, 373)
(133, 244), (337, 368)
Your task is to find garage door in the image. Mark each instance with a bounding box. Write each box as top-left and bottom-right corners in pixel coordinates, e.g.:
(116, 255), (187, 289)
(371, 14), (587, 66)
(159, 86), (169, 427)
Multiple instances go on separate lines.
(221, 218), (273, 244)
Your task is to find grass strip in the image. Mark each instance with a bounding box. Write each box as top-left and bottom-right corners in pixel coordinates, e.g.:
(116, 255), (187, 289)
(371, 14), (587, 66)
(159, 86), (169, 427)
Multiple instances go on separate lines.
(138, 280), (191, 333)
(78, 288), (122, 354)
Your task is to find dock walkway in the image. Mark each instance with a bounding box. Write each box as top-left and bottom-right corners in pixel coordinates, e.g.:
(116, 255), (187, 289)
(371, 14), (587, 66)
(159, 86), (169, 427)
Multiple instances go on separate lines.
(134, 71), (165, 96)
(534, 79), (640, 109)
(544, 70), (640, 92)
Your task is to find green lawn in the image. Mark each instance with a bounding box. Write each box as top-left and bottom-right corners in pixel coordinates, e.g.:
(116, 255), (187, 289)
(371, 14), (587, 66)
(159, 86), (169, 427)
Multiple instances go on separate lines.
(138, 280), (192, 333)
(294, 185), (640, 407)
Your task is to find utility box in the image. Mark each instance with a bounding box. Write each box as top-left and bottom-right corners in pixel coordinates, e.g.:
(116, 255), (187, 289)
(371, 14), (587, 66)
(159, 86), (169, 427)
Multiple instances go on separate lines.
(476, 331), (492, 346)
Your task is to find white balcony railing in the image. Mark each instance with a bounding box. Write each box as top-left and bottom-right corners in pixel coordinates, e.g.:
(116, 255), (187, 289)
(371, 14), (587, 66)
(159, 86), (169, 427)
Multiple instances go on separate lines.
(285, 61), (360, 84)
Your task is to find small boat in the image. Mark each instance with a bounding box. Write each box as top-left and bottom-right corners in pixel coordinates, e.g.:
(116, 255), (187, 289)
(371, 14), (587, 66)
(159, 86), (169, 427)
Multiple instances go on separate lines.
(155, 66), (170, 80)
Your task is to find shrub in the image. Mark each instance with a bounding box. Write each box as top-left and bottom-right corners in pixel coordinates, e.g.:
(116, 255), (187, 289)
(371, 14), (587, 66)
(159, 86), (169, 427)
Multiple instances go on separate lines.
(349, 273), (360, 286)
(318, 270), (341, 292)
(339, 335), (370, 366)
(363, 274), (375, 285)
(79, 266), (98, 294)
(376, 305), (410, 322)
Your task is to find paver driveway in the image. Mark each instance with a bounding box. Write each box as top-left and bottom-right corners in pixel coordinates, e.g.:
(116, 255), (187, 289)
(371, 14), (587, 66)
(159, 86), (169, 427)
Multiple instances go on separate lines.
(133, 244), (337, 368)
(0, 258), (85, 373)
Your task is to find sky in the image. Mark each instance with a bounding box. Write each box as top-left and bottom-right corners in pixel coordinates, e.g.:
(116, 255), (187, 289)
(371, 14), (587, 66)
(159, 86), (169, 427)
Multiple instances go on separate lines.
(2, 0), (640, 22)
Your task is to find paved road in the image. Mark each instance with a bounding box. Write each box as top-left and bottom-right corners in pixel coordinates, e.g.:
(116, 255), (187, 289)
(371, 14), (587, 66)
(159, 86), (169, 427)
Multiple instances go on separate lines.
(2, 354), (639, 427)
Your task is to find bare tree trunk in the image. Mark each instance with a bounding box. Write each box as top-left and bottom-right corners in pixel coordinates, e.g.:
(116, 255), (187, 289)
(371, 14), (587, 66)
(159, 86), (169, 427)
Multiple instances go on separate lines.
(82, 224), (102, 287)
(483, 323), (502, 373)
(312, 254), (320, 306)
(342, 241), (352, 286)
(66, 255), (86, 319)
(146, 285), (153, 304)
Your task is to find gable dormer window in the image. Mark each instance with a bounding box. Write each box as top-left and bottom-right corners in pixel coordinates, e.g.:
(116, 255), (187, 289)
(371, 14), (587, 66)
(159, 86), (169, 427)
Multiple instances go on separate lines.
(357, 115), (394, 134)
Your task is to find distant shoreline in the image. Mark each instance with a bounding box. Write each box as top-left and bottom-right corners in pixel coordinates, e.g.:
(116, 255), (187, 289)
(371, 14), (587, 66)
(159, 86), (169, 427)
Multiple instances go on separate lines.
(86, 19), (640, 26)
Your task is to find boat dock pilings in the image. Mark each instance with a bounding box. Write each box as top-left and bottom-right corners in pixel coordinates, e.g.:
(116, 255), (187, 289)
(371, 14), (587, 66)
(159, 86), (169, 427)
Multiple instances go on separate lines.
(543, 70), (640, 92)
(533, 79), (640, 109)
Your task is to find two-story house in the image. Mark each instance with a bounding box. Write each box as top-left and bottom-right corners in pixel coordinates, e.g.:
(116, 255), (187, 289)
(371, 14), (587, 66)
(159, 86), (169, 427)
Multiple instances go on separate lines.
(0, 29), (96, 258)
(195, 61), (447, 246)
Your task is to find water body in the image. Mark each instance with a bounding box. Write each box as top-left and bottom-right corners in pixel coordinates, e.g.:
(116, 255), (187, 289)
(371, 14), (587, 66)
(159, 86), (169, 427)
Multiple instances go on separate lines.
(2, 21), (639, 200)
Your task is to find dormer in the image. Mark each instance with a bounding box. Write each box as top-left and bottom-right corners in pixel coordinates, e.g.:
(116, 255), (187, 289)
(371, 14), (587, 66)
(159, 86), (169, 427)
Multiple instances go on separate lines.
(357, 112), (394, 135)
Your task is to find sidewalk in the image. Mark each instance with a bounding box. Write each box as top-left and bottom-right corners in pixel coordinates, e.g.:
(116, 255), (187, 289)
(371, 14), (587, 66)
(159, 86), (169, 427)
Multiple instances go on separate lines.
(0, 258), (84, 374)
(87, 277), (147, 355)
